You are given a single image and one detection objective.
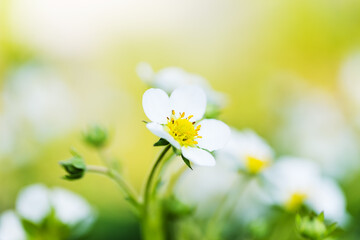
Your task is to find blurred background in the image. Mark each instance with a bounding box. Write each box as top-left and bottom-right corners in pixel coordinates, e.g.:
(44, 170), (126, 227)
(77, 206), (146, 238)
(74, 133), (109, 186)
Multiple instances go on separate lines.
(1, 0), (360, 239)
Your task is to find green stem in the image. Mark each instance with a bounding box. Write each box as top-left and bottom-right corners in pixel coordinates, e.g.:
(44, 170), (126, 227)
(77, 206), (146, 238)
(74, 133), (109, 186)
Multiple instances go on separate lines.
(86, 165), (140, 209)
(143, 145), (171, 215)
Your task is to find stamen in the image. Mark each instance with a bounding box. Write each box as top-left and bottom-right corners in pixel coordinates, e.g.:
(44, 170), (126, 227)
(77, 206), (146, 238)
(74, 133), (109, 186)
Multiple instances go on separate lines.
(166, 111), (202, 147)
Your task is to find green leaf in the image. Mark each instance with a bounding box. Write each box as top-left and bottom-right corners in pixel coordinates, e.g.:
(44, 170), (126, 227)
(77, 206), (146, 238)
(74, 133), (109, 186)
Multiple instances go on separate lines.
(317, 212), (325, 222)
(181, 155), (193, 170)
(153, 138), (169, 146)
(326, 223), (338, 236)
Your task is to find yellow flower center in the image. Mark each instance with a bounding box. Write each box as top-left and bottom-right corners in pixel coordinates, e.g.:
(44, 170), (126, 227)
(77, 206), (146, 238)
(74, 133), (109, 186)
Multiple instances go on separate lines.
(246, 155), (269, 174)
(165, 110), (202, 147)
(285, 192), (307, 211)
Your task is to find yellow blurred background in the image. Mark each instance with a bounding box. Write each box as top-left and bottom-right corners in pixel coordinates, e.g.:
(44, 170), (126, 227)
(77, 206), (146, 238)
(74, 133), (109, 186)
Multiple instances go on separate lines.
(1, 0), (360, 238)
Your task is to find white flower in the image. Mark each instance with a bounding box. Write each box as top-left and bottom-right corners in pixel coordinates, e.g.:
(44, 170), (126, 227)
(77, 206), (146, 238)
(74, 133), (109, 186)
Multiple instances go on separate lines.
(176, 163), (237, 216)
(219, 129), (274, 174)
(16, 184), (51, 224)
(0, 211), (26, 240)
(16, 184), (95, 231)
(339, 51), (360, 106)
(276, 92), (359, 178)
(143, 86), (230, 166)
(51, 188), (95, 229)
(265, 157), (348, 224)
(176, 162), (271, 223)
(339, 51), (360, 130)
(137, 62), (227, 108)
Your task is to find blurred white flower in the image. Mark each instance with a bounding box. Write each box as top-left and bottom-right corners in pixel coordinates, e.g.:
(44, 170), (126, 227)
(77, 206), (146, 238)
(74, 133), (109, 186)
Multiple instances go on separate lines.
(218, 129), (274, 174)
(16, 184), (51, 224)
(143, 86), (230, 166)
(0, 64), (77, 163)
(137, 62), (227, 108)
(16, 184), (95, 232)
(276, 91), (359, 178)
(176, 160), (271, 224)
(265, 157), (348, 224)
(339, 51), (360, 106)
(3, 64), (77, 140)
(175, 159), (237, 217)
(339, 51), (360, 128)
(51, 187), (95, 233)
(0, 211), (26, 240)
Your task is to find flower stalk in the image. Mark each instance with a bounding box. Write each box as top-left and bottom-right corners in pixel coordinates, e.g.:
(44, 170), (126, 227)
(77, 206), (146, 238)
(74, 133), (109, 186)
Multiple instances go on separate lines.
(143, 145), (171, 215)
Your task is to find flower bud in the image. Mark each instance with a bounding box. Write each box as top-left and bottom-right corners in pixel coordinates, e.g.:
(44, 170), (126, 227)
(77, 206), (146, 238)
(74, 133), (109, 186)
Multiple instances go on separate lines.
(296, 212), (338, 240)
(59, 156), (86, 180)
(83, 125), (108, 148)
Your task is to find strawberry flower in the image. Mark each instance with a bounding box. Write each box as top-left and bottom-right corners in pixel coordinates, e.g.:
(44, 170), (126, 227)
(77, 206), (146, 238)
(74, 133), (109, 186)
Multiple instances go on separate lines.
(143, 86), (230, 166)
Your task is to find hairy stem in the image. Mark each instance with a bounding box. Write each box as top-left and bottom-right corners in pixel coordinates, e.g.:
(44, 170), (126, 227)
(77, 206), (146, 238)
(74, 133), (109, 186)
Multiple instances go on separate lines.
(143, 145), (171, 215)
(86, 165), (140, 209)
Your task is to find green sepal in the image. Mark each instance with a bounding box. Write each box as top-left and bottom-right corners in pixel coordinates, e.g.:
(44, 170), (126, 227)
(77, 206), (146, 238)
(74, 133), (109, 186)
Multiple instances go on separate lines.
(295, 212), (338, 240)
(326, 223), (338, 236)
(59, 156), (86, 180)
(69, 147), (81, 157)
(181, 155), (193, 170)
(317, 212), (325, 222)
(172, 146), (181, 155)
(153, 138), (169, 147)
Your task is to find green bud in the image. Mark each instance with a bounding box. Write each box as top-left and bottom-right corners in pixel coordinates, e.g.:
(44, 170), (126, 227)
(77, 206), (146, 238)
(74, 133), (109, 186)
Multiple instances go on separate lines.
(59, 156), (86, 180)
(83, 125), (108, 148)
(296, 212), (338, 240)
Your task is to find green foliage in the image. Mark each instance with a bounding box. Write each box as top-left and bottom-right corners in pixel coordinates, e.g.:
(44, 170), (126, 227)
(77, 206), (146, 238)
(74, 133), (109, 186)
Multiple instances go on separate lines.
(296, 212), (338, 240)
(181, 155), (192, 170)
(154, 138), (170, 147)
(83, 125), (108, 148)
(163, 195), (195, 221)
(59, 153), (86, 180)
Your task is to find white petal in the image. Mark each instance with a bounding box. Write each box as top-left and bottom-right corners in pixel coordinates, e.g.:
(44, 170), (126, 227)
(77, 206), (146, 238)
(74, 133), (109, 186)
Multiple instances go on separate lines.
(146, 122), (180, 149)
(142, 88), (171, 124)
(307, 179), (347, 224)
(182, 147), (216, 166)
(196, 119), (230, 151)
(51, 188), (94, 227)
(154, 67), (188, 93)
(169, 86), (206, 121)
(16, 184), (51, 224)
(0, 211), (26, 240)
